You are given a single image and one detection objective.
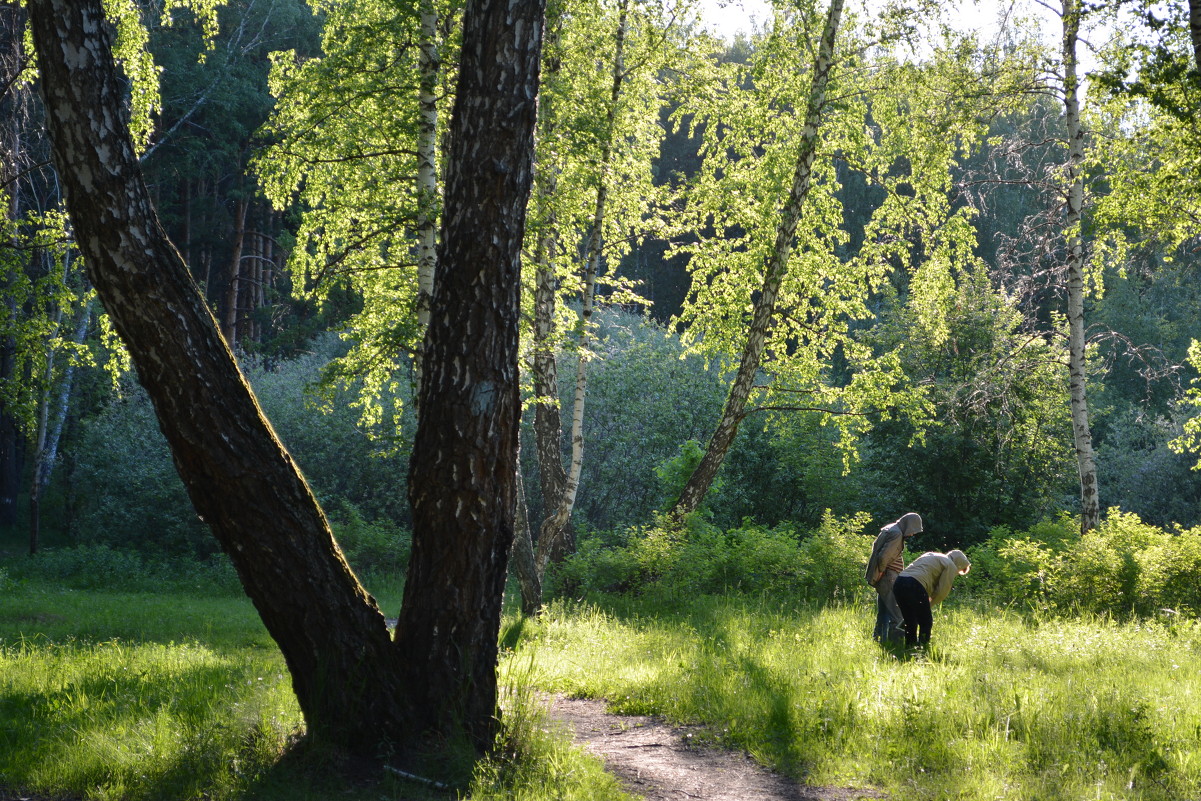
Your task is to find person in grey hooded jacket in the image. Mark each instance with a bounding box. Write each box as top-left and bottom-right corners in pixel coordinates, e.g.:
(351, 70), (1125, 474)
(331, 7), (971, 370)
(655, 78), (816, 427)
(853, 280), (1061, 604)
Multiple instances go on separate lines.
(864, 512), (922, 643)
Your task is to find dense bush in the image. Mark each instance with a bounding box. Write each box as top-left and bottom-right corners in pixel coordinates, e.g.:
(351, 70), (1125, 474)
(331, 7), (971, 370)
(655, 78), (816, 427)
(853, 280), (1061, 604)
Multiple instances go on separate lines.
(64, 336), (411, 558)
(965, 510), (1201, 617)
(4, 543), (242, 594)
(551, 510), (872, 602)
(326, 500), (411, 579)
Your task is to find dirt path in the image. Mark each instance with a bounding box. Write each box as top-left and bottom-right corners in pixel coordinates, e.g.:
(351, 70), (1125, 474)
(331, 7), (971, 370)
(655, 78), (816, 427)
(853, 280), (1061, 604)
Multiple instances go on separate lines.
(548, 696), (886, 801)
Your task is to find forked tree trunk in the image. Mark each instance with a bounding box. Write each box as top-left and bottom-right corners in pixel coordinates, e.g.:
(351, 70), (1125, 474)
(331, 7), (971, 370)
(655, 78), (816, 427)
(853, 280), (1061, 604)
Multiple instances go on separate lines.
(671, 0), (844, 519)
(1061, 0), (1100, 534)
(32, 0), (544, 759)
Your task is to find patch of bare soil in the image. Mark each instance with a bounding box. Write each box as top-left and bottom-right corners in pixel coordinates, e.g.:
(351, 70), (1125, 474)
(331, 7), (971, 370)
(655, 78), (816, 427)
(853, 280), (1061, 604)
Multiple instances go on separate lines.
(548, 696), (886, 801)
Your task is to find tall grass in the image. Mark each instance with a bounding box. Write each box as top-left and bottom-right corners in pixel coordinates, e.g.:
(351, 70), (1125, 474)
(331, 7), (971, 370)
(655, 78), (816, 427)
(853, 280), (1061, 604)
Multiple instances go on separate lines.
(513, 595), (1201, 801)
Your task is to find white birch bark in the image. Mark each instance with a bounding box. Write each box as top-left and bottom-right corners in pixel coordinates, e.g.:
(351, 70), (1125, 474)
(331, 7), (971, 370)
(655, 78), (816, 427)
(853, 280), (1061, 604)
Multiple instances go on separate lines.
(30, 291), (91, 554)
(535, 0), (629, 576)
(672, 0), (844, 518)
(1061, 0), (1100, 533)
(413, 0), (440, 407)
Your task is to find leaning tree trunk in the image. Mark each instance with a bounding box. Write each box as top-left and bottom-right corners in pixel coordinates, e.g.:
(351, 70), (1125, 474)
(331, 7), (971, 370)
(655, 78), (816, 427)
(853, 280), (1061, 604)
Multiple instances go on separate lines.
(1061, 0), (1100, 534)
(395, 0), (545, 750)
(28, 0), (406, 753)
(32, 0), (545, 759)
(671, 0), (844, 519)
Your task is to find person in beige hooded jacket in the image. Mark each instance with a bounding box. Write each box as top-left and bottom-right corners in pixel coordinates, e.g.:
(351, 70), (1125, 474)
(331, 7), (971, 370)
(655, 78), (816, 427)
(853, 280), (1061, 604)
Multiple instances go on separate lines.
(864, 512), (923, 643)
(893, 549), (971, 648)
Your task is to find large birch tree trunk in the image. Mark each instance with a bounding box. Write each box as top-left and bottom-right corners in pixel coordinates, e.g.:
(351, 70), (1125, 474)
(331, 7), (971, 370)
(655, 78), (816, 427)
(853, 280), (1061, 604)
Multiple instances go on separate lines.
(1061, 0), (1100, 534)
(28, 0), (403, 752)
(395, 0), (545, 748)
(671, 0), (844, 519)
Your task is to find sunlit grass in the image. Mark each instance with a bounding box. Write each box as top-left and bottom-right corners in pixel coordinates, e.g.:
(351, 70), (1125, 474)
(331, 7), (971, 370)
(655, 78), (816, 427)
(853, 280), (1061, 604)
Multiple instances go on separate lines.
(0, 577), (632, 801)
(0, 636), (299, 800)
(512, 595), (1201, 801)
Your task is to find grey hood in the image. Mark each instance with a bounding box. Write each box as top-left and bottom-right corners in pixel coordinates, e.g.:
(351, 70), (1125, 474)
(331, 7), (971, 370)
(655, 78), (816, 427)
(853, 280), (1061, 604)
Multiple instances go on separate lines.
(896, 512), (923, 537)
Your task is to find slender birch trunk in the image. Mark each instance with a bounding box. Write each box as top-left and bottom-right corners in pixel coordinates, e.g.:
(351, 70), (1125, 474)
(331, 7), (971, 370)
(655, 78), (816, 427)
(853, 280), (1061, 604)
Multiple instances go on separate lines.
(221, 195), (248, 346)
(413, 0), (439, 406)
(671, 0), (844, 519)
(31, 293), (91, 554)
(511, 9), (565, 614)
(510, 438), (541, 616)
(1060, 0), (1099, 534)
(535, 0), (629, 577)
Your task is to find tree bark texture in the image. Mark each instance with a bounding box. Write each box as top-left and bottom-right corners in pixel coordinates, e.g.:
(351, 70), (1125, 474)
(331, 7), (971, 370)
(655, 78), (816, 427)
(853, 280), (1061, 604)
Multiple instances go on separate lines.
(671, 0), (844, 519)
(397, 0), (545, 750)
(1061, 0), (1100, 533)
(27, 0), (406, 752)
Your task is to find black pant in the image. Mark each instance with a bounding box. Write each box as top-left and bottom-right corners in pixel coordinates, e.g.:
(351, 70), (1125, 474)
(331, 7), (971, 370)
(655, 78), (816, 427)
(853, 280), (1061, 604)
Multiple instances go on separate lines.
(893, 575), (932, 647)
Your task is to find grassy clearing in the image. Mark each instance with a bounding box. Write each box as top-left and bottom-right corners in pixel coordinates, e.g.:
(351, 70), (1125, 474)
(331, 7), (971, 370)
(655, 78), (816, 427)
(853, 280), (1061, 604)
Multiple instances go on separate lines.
(513, 594), (1201, 801)
(0, 577), (627, 801)
(6, 559), (1201, 801)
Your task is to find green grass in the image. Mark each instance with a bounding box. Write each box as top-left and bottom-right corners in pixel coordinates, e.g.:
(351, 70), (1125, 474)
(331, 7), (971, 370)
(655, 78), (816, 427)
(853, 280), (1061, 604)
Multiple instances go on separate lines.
(512, 594), (1201, 801)
(7, 561), (1201, 801)
(0, 575), (628, 801)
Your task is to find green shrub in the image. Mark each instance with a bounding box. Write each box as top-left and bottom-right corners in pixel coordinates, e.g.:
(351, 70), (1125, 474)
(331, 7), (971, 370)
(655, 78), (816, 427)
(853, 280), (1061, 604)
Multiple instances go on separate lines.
(6, 544), (241, 594)
(1051, 511), (1159, 616)
(327, 500), (411, 578)
(794, 510), (872, 603)
(551, 510), (870, 602)
(1133, 526), (1201, 615)
(967, 511), (1201, 619)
